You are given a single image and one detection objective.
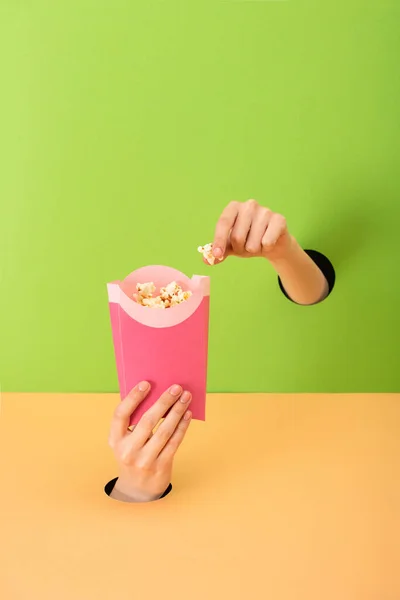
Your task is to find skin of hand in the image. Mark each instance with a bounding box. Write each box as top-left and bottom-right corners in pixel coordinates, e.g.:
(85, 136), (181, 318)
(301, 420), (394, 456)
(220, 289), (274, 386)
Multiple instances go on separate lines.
(108, 382), (192, 503)
(206, 199), (329, 306)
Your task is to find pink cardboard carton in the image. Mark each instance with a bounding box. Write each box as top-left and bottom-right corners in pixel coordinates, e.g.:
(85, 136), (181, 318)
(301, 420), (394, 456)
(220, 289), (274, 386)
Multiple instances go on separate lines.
(107, 265), (210, 425)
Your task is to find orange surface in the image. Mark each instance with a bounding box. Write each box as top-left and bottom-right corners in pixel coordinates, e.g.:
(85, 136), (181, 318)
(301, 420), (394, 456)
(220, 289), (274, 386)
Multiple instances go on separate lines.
(0, 393), (399, 600)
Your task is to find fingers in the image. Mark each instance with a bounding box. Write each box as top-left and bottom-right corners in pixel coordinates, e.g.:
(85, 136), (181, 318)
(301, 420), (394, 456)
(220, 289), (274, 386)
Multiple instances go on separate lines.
(212, 200), (269, 258)
(262, 213), (287, 248)
(202, 254), (224, 266)
(158, 409), (192, 464)
(245, 206), (272, 254)
(130, 384), (184, 449)
(230, 200), (256, 255)
(213, 201), (239, 258)
(108, 381), (150, 448)
(142, 391), (192, 462)
(210, 200), (287, 261)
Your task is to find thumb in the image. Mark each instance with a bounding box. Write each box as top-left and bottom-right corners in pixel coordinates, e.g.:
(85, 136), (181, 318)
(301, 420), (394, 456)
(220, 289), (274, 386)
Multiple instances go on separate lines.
(203, 254), (227, 266)
(199, 242), (229, 265)
(212, 238), (234, 263)
(209, 244), (232, 265)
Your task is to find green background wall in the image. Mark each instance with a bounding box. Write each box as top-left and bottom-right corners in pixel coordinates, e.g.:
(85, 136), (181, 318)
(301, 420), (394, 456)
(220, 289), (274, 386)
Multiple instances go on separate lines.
(1, 1), (400, 393)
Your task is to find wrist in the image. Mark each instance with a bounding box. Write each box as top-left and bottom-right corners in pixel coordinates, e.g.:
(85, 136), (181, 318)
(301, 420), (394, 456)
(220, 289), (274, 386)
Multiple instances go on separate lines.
(266, 239), (329, 305)
(265, 235), (299, 270)
(112, 478), (163, 503)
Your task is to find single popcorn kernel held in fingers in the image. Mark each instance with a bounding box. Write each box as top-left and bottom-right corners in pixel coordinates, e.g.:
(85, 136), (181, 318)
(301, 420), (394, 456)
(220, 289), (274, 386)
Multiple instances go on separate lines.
(198, 243), (216, 265)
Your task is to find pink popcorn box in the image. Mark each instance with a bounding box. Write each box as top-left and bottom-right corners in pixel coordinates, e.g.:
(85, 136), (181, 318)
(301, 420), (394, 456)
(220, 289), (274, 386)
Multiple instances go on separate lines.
(107, 265), (210, 425)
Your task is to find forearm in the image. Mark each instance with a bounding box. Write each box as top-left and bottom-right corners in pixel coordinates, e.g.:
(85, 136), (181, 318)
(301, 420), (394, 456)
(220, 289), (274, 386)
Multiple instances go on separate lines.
(268, 237), (329, 305)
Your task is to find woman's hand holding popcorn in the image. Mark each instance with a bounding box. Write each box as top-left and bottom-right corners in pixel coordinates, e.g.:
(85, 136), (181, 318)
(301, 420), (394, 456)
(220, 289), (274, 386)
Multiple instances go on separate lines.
(108, 382), (192, 502)
(201, 200), (293, 263)
(199, 199), (329, 305)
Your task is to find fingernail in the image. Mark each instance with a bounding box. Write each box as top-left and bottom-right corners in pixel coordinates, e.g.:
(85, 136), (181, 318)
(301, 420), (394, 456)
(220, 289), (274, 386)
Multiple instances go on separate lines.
(180, 391), (192, 404)
(213, 247), (223, 258)
(170, 384), (182, 396)
(138, 381), (150, 392)
(184, 410), (192, 421)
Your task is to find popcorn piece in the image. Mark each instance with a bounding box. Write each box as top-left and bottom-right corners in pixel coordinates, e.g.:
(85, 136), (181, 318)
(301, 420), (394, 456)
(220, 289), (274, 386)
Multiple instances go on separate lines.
(160, 281), (180, 298)
(133, 280), (192, 309)
(136, 282), (156, 298)
(198, 243), (216, 265)
(142, 296), (165, 309)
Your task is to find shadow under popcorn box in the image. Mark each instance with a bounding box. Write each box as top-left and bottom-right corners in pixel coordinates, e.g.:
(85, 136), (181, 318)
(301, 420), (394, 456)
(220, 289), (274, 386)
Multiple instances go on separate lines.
(107, 265), (210, 425)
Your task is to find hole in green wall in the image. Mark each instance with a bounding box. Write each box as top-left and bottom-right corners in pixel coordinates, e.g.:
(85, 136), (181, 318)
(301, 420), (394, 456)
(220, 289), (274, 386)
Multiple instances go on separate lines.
(278, 250), (335, 304)
(104, 478), (173, 503)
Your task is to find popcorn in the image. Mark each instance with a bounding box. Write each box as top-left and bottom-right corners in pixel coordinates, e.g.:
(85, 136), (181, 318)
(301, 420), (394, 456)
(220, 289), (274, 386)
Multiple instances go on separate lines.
(133, 281), (192, 309)
(136, 282), (156, 298)
(142, 295), (165, 309)
(160, 281), (180, 298)
(198, 243), (216, 265)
